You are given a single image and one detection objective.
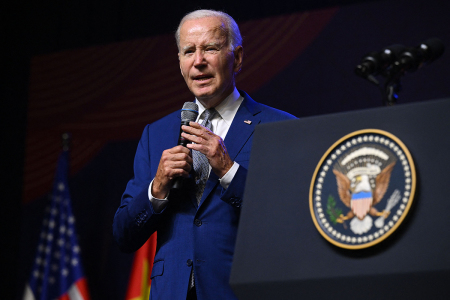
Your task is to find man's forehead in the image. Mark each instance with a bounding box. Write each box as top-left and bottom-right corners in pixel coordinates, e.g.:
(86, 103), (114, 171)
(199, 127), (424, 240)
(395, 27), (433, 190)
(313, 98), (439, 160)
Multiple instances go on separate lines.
(180, 17), (227, 41)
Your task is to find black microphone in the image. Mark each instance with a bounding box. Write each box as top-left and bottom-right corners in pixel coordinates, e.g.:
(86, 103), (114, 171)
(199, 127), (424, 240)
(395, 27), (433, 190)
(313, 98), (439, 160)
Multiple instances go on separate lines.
(172, 102), (199, 189)
(394, 37), (445, 72)
(355, 44), (406, 79)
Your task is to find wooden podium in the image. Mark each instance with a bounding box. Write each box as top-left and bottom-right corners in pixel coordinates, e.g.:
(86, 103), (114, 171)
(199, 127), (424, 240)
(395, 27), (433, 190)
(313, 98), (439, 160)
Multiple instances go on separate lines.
(230, 99), (450, 299)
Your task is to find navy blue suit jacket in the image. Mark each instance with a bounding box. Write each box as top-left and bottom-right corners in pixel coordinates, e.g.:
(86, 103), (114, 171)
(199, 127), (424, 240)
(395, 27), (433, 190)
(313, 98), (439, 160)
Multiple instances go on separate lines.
(113, 91), (296, 300)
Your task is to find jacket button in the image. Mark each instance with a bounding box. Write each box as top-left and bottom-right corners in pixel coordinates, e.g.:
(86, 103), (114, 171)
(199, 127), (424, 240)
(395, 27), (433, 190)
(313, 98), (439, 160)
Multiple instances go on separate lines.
(186, 259), (193, 267)
(194, 219), (202, 227)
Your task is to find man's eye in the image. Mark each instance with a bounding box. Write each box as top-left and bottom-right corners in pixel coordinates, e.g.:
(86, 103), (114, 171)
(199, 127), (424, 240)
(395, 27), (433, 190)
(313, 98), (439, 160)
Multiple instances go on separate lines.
(206, 48), (218, 52)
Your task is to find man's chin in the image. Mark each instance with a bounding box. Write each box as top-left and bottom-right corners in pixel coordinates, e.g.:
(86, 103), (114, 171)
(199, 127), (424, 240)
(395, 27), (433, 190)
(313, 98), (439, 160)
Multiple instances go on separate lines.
(191, 88), (216, 102)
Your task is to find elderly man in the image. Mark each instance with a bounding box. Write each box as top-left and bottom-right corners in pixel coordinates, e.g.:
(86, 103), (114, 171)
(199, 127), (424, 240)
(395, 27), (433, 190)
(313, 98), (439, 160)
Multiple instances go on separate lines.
(113, 9), (296, 300)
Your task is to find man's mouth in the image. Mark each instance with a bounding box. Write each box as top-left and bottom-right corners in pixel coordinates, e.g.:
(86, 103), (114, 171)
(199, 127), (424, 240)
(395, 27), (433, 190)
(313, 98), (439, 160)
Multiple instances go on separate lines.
(193, 74), (213, 82)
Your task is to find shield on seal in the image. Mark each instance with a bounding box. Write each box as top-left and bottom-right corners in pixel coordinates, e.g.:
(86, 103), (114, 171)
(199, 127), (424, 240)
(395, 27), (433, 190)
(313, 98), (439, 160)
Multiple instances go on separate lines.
(351, 191), (373, 220)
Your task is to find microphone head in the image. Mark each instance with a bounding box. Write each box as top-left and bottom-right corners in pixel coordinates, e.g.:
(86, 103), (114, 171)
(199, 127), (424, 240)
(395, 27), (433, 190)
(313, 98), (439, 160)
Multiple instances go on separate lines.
(397, 38), (445, 72)
(419, 37), (445, 62)
(355, 44), (406, 78)
(181, 102), (199, 122)
(382, 44), (406, 61)
(355, 51), (380, 77)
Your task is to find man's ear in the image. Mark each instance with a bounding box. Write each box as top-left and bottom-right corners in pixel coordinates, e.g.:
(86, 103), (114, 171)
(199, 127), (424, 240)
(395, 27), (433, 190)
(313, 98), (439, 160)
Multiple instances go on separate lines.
(233, 46), (244, 74)
(178, 53), (184, 76)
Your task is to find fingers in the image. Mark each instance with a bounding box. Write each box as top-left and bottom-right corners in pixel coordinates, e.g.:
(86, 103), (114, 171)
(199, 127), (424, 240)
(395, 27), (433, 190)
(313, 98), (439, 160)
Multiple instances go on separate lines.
(181, 125), (216, 155)
(181, 122), (213, 143)
(181, 123), (234, 178)
(152, 145), (192, 198)
(167, 145), (193, 163)
(161, 146), (192, 177)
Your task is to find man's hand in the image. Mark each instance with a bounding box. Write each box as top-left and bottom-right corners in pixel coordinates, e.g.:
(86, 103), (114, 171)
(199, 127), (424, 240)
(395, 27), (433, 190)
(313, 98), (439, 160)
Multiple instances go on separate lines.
(152, 145), (192, 199)
(182, 122), (234, 178)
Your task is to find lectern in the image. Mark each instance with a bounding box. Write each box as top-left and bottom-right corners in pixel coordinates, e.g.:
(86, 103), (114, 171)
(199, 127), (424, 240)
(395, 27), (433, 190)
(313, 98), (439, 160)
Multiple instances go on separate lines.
(230, 99), (450, 299)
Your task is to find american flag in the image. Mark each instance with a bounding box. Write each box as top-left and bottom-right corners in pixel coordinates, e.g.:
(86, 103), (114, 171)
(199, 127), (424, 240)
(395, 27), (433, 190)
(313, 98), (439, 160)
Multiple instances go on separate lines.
(23, 151), (90, 300)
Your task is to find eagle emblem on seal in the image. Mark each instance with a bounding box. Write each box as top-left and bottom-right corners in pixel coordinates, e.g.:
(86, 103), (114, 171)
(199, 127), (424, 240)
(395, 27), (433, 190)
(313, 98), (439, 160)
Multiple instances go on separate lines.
(332, 145), (396, 234)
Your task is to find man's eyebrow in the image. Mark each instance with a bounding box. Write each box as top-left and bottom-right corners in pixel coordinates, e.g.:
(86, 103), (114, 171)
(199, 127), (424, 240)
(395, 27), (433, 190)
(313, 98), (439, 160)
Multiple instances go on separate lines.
(181, 42), (223, 52)
(204, 42), (222, 47)
(181, 45), (195, 52)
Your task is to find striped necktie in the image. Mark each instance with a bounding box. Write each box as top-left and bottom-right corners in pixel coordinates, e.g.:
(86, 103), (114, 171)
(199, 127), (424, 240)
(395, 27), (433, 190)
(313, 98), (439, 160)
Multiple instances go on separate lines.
(188, 108), (217, 292)
(192, 108), (217, 205)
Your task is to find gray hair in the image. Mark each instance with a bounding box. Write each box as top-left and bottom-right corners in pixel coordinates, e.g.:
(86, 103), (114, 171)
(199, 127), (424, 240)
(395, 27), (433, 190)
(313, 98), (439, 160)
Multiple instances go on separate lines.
(175, 9), (243, 52)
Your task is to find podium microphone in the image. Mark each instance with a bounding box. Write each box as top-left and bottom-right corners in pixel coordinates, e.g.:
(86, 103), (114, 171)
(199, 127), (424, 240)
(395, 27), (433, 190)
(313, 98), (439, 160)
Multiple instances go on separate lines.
(394, 37), (445, 72)
(354, 38), (445, 106)
(355, 44), (406, 80)
(172, 102), (199, 189)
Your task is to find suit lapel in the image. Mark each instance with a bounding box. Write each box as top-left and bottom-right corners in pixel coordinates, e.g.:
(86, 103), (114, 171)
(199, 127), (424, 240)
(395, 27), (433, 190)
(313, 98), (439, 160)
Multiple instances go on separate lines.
(223, 92), (261, 161)
(198, 91), (262, 207)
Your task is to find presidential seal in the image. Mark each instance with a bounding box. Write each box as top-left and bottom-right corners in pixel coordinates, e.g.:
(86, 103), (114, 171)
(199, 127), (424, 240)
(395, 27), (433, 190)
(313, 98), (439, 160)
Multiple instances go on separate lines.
(309, 129), (416, 249)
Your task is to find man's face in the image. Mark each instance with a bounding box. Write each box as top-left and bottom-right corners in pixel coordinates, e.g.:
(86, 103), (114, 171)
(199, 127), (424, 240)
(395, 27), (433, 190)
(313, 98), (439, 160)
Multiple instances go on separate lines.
(178, 17), (243, 108)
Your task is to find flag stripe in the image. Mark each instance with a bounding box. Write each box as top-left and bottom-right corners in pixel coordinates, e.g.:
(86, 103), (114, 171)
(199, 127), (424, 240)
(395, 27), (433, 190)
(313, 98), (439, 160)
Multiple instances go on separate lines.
(74, 278), (90, 300)
(23, 285), (35, 300)
(67, 282), (83, 300)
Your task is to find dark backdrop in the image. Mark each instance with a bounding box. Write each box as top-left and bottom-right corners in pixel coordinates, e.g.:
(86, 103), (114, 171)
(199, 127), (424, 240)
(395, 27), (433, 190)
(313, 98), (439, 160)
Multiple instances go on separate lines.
(3, 0), (449, 299)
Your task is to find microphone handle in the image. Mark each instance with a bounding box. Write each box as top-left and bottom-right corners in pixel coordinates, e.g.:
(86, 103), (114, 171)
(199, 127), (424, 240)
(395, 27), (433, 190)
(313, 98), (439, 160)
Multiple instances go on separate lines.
(172, 120), (191, 189)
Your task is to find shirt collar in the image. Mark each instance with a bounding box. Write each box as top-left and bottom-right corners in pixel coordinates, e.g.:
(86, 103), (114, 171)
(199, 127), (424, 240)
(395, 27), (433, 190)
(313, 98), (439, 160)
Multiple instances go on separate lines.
(195, 88), (241, 125)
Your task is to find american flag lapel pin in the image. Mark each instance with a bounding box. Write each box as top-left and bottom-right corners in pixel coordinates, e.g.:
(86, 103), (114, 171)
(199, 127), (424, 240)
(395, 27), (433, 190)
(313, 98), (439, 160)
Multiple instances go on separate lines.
(244, 120), (252, 125)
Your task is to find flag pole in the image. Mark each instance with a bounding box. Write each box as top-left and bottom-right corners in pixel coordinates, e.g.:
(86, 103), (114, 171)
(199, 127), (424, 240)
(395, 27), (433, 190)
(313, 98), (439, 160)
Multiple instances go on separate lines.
(62, 132), (71, 152)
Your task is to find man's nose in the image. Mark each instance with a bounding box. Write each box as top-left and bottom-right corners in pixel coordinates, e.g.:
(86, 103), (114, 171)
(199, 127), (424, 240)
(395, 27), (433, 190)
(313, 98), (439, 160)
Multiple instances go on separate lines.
(193, 51), (206, 66)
